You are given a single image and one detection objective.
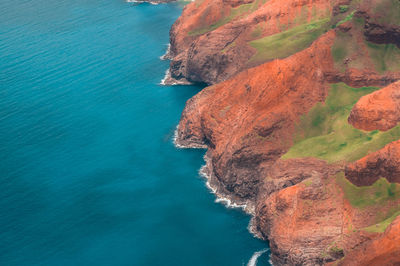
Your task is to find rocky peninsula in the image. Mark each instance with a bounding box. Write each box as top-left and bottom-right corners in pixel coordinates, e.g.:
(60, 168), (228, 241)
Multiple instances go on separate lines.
(166, 0), (400, 264)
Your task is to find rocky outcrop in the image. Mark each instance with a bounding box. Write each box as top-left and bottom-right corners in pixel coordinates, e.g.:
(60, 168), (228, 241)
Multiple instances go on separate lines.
(348, 81), (400, 131)
(175, 22), (400, 266)
(359, 0), (400, 47)
(262, 158), (341, 196)
(255, 161), (347, 265)
(346, 81), (400, 186)
(337, 215), (400, 266)
(345, 140), (400, 186)
(177, 30), (336, 202)
(168, 0), (338, 84)
(170, 0), (400, 264)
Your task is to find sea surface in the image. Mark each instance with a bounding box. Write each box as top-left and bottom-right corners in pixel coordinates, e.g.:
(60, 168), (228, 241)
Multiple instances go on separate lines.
(0, 0), (270, 265)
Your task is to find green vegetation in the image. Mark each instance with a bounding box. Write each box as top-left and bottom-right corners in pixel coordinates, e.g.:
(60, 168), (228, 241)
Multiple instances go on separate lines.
(363, 210), (400, 233)
(337, 173), (400, 233)
(335, 11), (355, 28)
(251, 24), (264, 39)
(339, 5), (349, 13)
(189, 0), (264, 36)
(282, 83), (400, 163)
(329, 244), (344, 255)
(331, 30), (354, 72)
(248, 18), (329, 64)
(332, 19), (400, 73)
(302, 179), (313, 187)
(336, 173), (400, 208)
(188, 4), (252, 36)
(366, 42), (400, 73)
(332, 45), (347, 63)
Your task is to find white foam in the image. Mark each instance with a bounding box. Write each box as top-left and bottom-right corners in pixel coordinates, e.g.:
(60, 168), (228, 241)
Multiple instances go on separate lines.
(160, 44), (172, 60)
(247, 249), (269, 266)
(173, 126), (207, 149)
(160, 69), (192, 86)
(198, 155), (252, 212)
(160, 69), (171, 85)
(126, 0), (161, 5)
(173, 129), (264, 240)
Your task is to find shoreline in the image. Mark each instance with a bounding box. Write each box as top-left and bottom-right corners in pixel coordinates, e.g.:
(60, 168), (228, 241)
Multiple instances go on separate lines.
(126, 0), (170, 5)
(160, 44), (172, 60)
(159, 44), (193, 86)
(160, 69), (192, 86)
(173, 126), (265, 241)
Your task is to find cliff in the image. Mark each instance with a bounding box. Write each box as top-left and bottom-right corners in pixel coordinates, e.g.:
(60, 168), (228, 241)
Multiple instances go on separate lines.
(168, 0), (400, 264)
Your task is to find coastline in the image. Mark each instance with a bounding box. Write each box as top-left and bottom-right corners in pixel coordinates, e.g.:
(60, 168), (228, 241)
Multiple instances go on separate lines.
(159, 44), (192, 86)
(173, 126), (264, 240)
(159, 0), (400, 263)
(126, 0), (170, 5)
(159, 44), (172, 60)
(160, 69), (192, 86)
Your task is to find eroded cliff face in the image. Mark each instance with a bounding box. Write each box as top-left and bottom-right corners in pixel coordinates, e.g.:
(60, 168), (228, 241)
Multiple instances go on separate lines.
(349, 81), (400, 131)
(168, 0), (338, 84)
(177, 31), (339, 203)
(336, 216), (400, 266)
(345, 140), (400, 186)
(171, 0), (400, 264)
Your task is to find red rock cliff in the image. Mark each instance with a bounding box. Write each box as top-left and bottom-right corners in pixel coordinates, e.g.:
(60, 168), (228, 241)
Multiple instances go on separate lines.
(171, 0), (400, 264)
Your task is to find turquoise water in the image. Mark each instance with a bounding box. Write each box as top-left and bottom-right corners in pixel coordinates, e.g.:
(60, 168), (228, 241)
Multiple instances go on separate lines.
(0, 0), (270, 265)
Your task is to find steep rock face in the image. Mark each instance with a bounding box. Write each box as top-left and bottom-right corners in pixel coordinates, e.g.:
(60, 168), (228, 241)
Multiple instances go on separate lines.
(168, 0), (400, 85)
(337, 215), (400, 266)
(360, 0), (400, 47)
(172, 0), (400, 264)
(348, 81), (400, 131)
(346, 81), (400, 186)
(261, 158), (341, 196)
(177, 31), (336, 202)
(255, 161), (400, 265)
(345, 140), (400, 186)
(176, 25), (399, 203)
(255, 161), (348, 265)
(169, 0), (337, 84)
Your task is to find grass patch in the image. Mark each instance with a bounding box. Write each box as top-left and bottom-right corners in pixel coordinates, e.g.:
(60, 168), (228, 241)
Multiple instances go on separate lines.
(329, 244), (343, 255)
(331, 16), (368, 72)
(366, 42), (400, 73)
(331, 30), (353, 72)
(189, 0), (264, 36)
(248, 18), (329, 64)
(282, 83), (400, 163)
(339, 5), (349, 13)
(332, 45), (347, 64)
(188, 4), (251, 36)
(363, 210), (400, 233)
(332, 13), (400, 74)
(251, 24), (264, 39)
(335, 11), (355, 27)
(336, 173), (400, 208)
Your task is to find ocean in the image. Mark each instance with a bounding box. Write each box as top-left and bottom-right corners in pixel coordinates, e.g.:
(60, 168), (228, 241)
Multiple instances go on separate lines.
(0, 0), (270, 265)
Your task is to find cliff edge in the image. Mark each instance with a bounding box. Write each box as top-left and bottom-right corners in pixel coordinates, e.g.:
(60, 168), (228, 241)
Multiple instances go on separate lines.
(169, 0), (400, 264)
